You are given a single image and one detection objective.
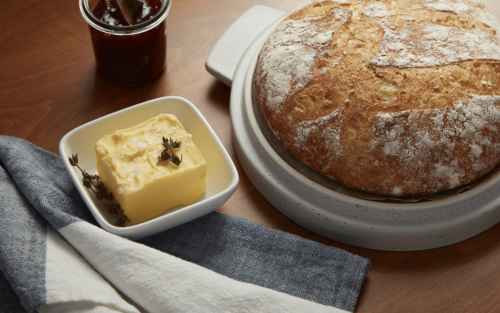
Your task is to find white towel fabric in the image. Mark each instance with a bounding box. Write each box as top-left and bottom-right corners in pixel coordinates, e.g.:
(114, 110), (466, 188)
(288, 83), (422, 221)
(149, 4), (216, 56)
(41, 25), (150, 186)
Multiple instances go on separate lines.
(38, 222), (348, 313)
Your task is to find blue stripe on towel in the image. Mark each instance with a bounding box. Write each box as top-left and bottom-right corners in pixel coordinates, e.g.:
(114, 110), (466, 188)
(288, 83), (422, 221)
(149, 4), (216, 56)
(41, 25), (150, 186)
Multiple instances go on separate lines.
(0, 269), (26, 313)
(0, 136), (95, 230)
(0, 168), (46, 312)
(140, 211), (369, 311)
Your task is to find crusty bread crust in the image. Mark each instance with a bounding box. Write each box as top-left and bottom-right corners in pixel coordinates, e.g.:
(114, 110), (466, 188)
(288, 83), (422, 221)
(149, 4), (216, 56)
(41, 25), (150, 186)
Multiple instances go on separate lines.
(254, 0), (500, 197)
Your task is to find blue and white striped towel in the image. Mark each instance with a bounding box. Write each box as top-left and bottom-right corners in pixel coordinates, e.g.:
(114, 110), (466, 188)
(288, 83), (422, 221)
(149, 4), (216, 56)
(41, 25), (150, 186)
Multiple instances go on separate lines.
(0, 136), (369, 313)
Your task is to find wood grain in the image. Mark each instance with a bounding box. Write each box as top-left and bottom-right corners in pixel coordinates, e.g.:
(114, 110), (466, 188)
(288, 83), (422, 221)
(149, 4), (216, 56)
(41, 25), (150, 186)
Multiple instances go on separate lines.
(1, 0), (500, 312)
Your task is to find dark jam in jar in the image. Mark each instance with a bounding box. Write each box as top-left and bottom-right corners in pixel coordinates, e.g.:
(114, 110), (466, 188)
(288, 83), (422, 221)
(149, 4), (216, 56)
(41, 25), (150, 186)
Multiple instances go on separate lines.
(88, 0), (166, 86)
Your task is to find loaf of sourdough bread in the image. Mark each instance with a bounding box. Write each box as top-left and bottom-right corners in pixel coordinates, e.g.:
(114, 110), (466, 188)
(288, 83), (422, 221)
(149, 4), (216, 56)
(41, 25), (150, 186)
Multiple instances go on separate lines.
(254, 0), (500, 197)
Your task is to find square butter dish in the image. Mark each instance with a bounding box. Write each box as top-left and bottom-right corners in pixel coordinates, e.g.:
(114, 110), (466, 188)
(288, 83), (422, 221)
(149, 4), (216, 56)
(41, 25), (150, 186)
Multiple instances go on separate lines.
(60, 96), (239, 240)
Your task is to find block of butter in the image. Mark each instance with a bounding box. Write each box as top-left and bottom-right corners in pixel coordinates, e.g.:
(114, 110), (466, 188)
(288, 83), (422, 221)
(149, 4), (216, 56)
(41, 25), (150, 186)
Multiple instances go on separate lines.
(95, 114), (208, 225)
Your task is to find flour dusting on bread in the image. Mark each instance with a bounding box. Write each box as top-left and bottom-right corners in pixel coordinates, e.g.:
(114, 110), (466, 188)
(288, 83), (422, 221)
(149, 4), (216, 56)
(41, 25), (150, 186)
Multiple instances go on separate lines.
(363, 2), (389, 18)
(422, 0), (471, 15)
(255, 8), (351, 113)
(370, 95), (500, 190)
(371, 21), (500, 68)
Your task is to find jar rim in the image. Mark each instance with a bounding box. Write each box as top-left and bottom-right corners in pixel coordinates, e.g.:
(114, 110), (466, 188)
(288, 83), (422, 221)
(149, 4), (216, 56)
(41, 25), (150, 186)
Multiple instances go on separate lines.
(79, 0), (171, 35)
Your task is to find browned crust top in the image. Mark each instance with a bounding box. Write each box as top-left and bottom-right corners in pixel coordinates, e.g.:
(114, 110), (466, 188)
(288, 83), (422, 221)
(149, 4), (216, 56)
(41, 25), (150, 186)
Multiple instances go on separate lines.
(254, 0), (500, 197)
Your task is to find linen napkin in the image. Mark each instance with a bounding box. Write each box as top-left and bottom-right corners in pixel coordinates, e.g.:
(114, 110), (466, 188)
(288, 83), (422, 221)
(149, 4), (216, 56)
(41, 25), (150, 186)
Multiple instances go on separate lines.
(0, 135), (369, 313)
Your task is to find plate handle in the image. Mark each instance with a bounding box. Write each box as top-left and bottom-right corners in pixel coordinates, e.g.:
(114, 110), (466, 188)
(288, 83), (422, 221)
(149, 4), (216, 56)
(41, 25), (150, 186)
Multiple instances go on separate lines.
(205, 5), (285, 87)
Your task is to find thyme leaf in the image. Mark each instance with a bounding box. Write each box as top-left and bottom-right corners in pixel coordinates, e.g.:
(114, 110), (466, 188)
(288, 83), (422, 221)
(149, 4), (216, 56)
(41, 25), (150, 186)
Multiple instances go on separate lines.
(69, 154), (130, 227)
(157, 136), (183, 166)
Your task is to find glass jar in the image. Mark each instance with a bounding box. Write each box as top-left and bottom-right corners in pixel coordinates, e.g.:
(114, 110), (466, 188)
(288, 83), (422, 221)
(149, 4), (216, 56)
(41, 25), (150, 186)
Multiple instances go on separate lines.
(79, 0), (171, 86)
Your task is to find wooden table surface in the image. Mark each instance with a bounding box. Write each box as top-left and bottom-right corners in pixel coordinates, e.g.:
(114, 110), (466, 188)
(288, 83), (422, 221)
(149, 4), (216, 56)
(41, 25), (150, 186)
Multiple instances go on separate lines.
(2, 0), (500, 312)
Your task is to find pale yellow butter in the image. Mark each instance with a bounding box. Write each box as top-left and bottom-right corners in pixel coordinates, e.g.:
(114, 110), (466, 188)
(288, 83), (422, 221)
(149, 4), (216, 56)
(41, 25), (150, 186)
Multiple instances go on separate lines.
(95, 114), (207, 225)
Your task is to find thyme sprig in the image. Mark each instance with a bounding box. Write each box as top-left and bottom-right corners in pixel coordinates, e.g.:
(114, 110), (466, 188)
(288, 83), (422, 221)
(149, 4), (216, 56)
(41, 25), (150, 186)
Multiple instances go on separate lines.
(69, 154), (130, 227)
(157, 136), (183, 166)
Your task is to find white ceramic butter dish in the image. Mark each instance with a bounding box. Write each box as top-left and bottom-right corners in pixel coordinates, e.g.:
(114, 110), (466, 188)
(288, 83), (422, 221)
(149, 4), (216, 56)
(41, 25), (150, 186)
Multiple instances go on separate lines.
(60, 96), (239, 240)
